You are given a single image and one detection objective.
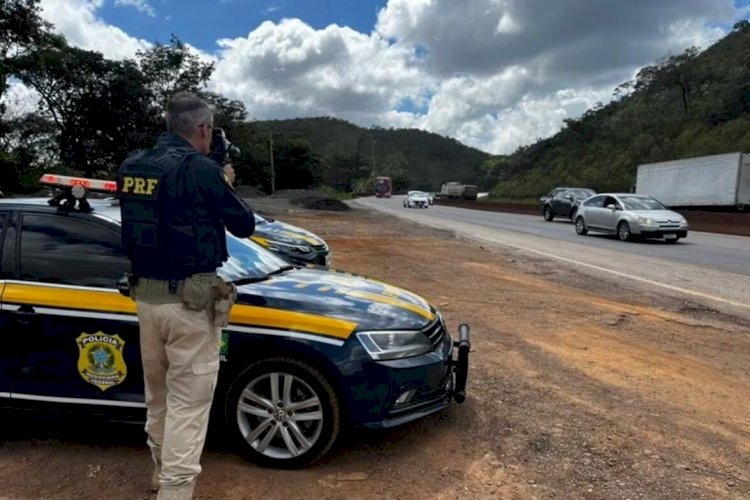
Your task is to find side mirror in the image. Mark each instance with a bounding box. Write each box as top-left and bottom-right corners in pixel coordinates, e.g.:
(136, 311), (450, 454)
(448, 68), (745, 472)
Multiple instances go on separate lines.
(117, 275), (131, 297)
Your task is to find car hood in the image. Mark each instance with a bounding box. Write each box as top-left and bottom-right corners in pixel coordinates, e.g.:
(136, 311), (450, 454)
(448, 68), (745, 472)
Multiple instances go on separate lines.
(252, 219), (326, 247)
(409, 195), (429, 200)
(230, 268), (436, 339)
(627, 210), (684, 221)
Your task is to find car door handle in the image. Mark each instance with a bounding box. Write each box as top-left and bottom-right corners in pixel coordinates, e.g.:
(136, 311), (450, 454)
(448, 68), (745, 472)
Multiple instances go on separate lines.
(15, 305), (38, 326)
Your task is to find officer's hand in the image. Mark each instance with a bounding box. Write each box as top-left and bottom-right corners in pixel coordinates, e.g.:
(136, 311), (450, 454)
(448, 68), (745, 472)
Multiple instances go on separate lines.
(223, 163), (236, 186)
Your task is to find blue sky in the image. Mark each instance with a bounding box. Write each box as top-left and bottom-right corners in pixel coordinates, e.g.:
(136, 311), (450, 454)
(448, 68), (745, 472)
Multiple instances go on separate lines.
(10, 0), (749, 154)
(100, 0), (388, 53)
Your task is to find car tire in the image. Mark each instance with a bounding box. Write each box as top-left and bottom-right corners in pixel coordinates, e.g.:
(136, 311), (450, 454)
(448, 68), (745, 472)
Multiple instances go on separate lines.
(543, 206), (554, 221)
(224, 357), (341, 469)
(569, 208), (577, 222)
(617, 221), (632, 242)
(575, 217), (588, 235)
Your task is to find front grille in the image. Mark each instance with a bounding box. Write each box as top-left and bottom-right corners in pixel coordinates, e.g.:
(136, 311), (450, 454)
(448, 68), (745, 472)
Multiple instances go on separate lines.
(422, 315), (446, 349)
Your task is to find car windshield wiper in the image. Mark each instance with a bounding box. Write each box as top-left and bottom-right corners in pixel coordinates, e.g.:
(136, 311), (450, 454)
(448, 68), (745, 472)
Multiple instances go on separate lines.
(231, 265), (296, 286)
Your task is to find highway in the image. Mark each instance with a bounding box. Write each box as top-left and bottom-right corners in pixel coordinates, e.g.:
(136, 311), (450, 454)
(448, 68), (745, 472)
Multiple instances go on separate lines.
(354, 195), (750, 318)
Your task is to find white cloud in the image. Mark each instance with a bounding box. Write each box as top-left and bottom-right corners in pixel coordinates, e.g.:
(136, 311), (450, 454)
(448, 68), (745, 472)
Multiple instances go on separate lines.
(115, 0), (156, 18)
(211, 19), (427, 123)
(1, 81), (42, 118)
(37, 1), (214, 64)
(211, 0), (743, 154)
(13, 0), (750, 155)
(39, 0), (151, 60)
(265, 1), (285, 14)
(459, 87), (612, 154)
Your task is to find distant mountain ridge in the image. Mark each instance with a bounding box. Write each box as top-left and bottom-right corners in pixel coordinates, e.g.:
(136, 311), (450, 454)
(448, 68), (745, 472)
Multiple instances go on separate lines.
(238, 116), (490, 192)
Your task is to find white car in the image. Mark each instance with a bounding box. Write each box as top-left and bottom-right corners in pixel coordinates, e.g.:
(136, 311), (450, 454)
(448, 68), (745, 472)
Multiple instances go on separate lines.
(404, 190), (430, 209)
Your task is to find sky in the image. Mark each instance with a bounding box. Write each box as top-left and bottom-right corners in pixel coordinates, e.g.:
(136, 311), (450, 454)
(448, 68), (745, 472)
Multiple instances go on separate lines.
(5, 0), (750, 155)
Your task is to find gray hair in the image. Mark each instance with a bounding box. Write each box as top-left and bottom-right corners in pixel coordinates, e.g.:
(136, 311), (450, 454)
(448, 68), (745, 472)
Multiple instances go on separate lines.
(165, 91), (213, 136)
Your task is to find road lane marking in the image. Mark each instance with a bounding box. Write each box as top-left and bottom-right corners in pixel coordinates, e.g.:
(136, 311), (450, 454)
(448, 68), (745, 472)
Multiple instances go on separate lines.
(469, 234), (750, 311)
(356, 200), (750, 311)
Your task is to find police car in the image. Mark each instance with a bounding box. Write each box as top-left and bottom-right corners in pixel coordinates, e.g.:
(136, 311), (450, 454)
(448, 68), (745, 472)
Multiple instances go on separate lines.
(251, 213), (330, 267)
(0, 174), (471, 469)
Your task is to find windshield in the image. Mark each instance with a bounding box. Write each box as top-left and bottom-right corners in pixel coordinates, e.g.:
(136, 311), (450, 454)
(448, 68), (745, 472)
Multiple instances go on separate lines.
(620, 196), (666, 210)
(99, 212), (292, 283)
(218, 234), (291, 282)
(571, 189), (595, 198)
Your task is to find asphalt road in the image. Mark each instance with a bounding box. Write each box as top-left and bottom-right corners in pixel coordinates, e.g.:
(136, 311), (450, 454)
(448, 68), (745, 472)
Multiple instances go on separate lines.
(355, 195), (750, 319)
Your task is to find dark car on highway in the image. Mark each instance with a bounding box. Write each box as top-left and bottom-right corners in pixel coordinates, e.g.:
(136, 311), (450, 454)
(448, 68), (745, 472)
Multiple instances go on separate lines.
(0, 174), (471, 469)
(540, 187), (596, 222)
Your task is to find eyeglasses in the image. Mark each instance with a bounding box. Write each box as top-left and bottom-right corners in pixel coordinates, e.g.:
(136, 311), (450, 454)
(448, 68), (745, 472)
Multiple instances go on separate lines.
(199, 123), (214, 131)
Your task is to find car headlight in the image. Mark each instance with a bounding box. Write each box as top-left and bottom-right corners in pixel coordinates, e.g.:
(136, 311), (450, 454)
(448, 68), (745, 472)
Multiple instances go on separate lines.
(637, 217), (655, 225)
(270, 240), (313, 253)
(256, 237), (312, 254)
(356, 330), (432, 360)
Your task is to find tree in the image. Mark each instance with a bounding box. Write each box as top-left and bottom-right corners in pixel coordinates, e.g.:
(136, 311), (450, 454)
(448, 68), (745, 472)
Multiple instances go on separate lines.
(14, 43), (160, 175)
(137, 35), (214, 109)
(634, 47), (699, 114)
(273, 139), (321, 190)
(0, 0), (61, 105)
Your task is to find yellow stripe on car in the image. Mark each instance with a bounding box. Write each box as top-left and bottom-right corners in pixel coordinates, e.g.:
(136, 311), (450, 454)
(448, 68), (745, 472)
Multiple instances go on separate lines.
(279, 230), (320, 246)
(2, 282), (357, 340)
(3, 283), (137, 314)
(251, 236), (271, 247)
(339, 289), (435, 321)
(230, 305), (356, 339)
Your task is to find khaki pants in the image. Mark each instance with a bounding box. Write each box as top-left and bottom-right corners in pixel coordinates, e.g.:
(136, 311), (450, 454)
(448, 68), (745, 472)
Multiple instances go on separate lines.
(137, 300), (221, 493)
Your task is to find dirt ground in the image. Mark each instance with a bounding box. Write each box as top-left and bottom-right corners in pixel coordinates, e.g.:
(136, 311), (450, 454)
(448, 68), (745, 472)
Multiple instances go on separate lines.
(1, 202), (749, 500)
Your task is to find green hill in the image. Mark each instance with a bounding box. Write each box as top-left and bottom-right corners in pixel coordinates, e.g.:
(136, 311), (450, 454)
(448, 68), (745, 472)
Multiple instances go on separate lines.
(232, 117), (490, 193)
(482, 21), (750, 200)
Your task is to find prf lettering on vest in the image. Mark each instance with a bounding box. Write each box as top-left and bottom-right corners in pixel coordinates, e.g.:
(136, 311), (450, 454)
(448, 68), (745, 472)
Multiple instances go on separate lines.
(122, 177), (159, 195)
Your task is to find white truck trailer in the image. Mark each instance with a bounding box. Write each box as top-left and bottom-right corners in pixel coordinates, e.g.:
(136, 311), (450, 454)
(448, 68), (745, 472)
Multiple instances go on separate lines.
(636, 152), (750, 210)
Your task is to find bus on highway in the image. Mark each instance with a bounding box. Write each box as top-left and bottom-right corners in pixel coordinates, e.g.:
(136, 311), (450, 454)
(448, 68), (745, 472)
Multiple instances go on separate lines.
(375, 176), (393, 198)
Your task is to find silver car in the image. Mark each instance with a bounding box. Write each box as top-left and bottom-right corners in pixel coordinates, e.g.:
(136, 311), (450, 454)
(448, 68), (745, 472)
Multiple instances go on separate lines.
(575, 193), (689, 243)
(404, 190), (430, 208)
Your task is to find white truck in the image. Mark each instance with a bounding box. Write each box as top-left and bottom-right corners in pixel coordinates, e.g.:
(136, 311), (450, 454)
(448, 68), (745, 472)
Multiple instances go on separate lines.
(438, 182), (479, 200)
(636, 152), (750, 210)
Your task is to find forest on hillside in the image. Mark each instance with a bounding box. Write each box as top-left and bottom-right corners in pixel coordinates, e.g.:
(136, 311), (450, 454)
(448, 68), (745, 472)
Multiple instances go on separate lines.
(482, 20), (750, 199)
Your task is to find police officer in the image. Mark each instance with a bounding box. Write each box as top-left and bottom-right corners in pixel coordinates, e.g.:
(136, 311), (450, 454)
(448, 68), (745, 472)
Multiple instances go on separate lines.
(116, 91), (255, 500)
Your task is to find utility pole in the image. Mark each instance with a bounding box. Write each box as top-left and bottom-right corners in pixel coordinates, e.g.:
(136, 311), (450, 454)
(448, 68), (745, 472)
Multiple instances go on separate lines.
(268, 130), (276, 194)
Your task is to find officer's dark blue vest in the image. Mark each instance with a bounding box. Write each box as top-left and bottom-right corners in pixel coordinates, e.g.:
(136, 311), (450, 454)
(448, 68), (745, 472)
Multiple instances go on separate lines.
(117, 146), (213, 280)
